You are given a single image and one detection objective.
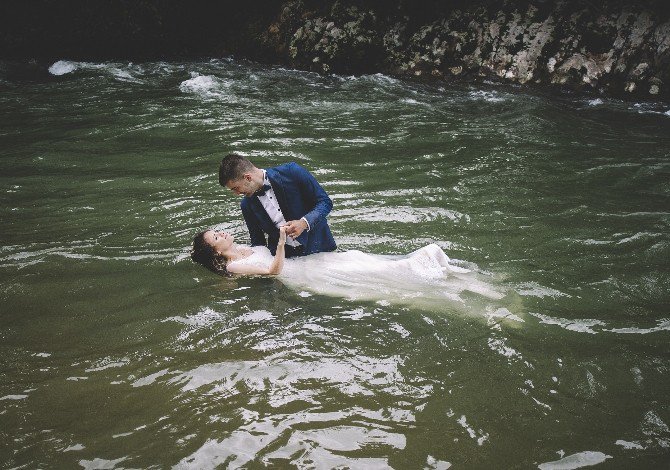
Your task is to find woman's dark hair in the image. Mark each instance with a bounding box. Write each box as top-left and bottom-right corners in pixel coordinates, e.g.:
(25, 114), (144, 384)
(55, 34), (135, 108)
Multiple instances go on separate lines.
(191, 231), (228, 276)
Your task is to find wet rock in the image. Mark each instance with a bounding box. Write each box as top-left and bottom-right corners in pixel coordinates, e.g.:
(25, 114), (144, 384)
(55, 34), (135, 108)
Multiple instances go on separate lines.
(286, 2), (383, 74)
(262, 0), (670, 100)
(262, 0), (308, 58)
(4, 1), (667, 99)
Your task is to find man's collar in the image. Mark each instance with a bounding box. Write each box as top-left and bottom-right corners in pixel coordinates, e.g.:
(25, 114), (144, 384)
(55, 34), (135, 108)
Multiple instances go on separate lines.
(253, 170), (271, 197)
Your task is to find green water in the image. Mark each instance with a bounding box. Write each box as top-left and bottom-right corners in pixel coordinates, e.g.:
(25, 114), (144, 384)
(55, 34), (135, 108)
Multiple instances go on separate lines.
(1, 59), (669, 468)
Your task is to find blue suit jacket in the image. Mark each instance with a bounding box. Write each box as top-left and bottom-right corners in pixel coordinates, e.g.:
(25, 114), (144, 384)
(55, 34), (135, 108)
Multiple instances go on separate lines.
(240, 162), (336, 257)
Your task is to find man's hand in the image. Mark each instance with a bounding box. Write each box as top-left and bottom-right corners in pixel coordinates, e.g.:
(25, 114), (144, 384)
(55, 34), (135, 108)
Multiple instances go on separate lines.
(284, 219), (308, 239)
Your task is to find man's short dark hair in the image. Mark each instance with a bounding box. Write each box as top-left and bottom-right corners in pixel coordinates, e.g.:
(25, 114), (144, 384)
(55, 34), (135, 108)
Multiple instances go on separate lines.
(219, 153), (254, 186)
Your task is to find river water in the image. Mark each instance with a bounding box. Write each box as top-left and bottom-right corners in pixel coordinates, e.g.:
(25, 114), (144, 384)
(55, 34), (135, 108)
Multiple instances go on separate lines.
(1, 59), (669, 468)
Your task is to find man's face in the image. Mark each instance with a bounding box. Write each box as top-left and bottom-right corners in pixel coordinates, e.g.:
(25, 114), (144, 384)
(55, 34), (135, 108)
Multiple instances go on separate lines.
(225, 175), (258, 197)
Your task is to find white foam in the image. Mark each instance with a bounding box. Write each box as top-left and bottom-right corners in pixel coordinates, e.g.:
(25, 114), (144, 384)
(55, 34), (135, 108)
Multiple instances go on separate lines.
(599, 211), (670, 218)
(530, 312), (605, 334)
(631, 103), (670, 116)
(132, 369), (171, 388)
(238, 310), (274, 323)
(48, 60), (144, 82)
(337, 72), (399, 85)
(302, 323), (328, 332)
(426, 455), (451, 470)
(390, 323), (411, 338)
(343, 308), (372, 320)
(179, 74), (219, 94)
(456, 415), (489, 446)
(615, 440), (644, 450)
(469, 90), (505, 102)
(333, 206), (468, 223)
(585, 162), (642, 173)
(516, 282), (570, 298)
(85, 360), (128, 372)
(163, 307), (224, 327)
(488, 337), (521, 358)
(486, 307), (524, 323)
(368, 73), (399, 85)
(642, 410), (670, 435)
(63, 444), (85, 452)
(321, 180), (362, 186)
(606, 318), (670, 334)
(0, 394), (28, 400)
(538, 451), (611, 469)
(587, 98), (603, 106)
(579, 239), (614, 245)
(48, 60), (77, 75)
(109, 67), (136, 82)
(79, 457), (127, 470)
(617, 232), (657, 244)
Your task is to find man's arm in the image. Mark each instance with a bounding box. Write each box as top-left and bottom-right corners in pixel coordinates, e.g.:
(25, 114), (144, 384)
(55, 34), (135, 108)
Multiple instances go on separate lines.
(241, 199), (267, 247)
(291, 163), (333, 230)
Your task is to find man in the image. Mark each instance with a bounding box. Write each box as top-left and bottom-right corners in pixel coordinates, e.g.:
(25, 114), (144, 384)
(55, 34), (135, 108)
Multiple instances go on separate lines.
(218, 153), (336, 258)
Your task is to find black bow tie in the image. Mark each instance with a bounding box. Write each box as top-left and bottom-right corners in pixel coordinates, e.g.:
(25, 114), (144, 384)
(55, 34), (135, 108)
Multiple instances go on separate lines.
(253, 184), (272, 197)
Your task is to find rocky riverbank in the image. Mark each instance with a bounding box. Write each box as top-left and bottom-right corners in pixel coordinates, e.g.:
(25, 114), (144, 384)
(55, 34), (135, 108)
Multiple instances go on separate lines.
(264, 0), (670, 100)
(2, 0), (669, 100)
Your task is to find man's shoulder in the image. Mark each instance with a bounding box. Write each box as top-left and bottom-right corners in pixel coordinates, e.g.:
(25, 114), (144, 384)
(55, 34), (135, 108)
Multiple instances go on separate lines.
(268, 162), (305, 180)
(270, 162), (301, 172)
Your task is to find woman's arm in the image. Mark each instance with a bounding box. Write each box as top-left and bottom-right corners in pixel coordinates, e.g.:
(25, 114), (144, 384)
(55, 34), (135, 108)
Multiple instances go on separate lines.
(226, 227), (286, 276)
(225, 263), (274, 275)
(268, 226), (286, 274)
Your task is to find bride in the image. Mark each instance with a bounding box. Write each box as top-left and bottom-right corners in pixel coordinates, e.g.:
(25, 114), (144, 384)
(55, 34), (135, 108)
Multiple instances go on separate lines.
(191, 227), (290, 276)
(191, 227), (503, 302)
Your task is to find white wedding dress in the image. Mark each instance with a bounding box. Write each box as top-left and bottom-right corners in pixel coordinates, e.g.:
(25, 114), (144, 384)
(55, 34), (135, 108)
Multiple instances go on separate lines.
(227, 244), (503, 304)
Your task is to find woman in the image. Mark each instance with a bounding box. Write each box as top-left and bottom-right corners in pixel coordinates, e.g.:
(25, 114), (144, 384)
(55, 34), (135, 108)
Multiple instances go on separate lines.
(190, 227), (288, 276)
(191, 227), (504, 303)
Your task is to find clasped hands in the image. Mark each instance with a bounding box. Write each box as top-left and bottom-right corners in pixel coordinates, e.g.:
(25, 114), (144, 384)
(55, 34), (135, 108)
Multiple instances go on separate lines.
(282, 219), (308, 240)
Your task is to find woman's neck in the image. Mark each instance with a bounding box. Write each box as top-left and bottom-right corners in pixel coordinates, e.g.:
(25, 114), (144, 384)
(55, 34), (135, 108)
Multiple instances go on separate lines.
(224, 244), (252, 261)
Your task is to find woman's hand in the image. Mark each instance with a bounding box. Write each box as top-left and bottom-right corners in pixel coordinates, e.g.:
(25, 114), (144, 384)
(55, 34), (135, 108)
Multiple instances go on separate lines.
(278, 226), (287, 246)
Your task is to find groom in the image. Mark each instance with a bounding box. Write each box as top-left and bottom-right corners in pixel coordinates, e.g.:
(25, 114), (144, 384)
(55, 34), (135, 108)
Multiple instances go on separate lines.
(218, 153), (336, 258)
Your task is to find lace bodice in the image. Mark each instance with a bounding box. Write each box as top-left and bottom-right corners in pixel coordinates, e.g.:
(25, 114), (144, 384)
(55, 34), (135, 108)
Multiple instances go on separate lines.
(227, 246), (274, 272)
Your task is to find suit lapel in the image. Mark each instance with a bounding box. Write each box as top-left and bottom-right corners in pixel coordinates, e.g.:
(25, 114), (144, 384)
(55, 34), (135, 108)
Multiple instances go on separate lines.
(266, 167), (308, 245)
(266, 168), (291, 219)
(247, 195), (274, 232)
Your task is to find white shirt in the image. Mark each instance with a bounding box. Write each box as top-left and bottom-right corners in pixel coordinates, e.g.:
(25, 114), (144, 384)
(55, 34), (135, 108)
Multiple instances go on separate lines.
(257, 170), (309, 247)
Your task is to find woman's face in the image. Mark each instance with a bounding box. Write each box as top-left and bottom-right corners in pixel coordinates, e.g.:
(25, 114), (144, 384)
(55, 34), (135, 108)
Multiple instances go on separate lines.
(204, 230), (234, 255)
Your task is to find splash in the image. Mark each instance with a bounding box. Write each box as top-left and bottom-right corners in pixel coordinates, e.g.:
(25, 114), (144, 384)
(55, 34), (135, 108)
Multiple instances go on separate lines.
(48, 60), (77, 75)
